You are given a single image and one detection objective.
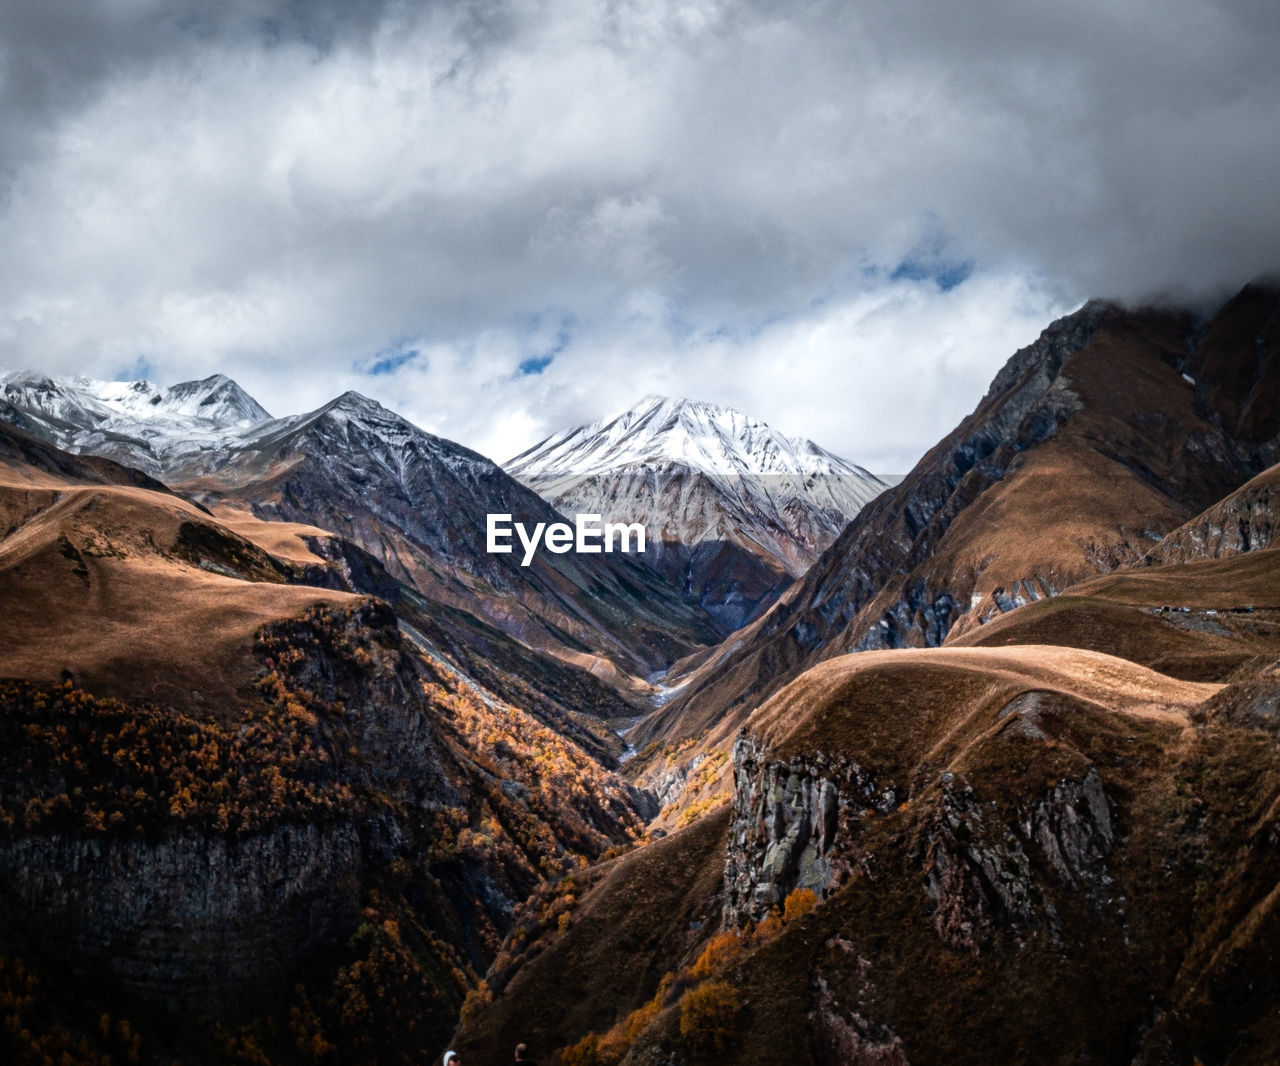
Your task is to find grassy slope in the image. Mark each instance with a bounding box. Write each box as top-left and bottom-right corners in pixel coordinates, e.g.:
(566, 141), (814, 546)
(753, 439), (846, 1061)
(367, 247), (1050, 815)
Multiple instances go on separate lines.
(466, 640), (1280, 1065)
(0, 475), (357, 715)
(953, 546), (1280, 682)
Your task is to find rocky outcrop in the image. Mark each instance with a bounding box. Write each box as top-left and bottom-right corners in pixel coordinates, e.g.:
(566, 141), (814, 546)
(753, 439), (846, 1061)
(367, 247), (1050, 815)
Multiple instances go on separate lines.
(723, 736), (895, 924)
(723, 737), (840, 922)
(808, 981), (911, 1066)
(1151, 463), (1280, 564)
(1024, 768), (1114, 888)
(924, 780), (1037, 952)
(922, 768), (1115, 952)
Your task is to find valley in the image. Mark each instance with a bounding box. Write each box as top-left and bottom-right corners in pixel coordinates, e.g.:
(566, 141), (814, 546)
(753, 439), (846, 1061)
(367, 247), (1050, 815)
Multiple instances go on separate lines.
(2, 280), (1280, 1065)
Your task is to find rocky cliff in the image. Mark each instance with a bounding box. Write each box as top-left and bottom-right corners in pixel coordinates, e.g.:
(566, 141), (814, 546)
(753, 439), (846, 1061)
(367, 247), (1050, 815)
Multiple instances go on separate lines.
(1151, 461), (1280, 564)
(454, 642), (1280, 1066)
(0, 597), (650, 1062)
(723, 736), (870, 924)
(0, 822), (363, 1015)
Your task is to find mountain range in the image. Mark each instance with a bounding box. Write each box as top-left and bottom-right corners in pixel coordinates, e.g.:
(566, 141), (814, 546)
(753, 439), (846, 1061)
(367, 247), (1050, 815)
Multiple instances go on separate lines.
(0, 370), (270, 473)
(449, 280), (1280, 1066)
(1, 370), (723, 687)
(634, 285), (1280, 752)
(3, 279), (1280, 1066)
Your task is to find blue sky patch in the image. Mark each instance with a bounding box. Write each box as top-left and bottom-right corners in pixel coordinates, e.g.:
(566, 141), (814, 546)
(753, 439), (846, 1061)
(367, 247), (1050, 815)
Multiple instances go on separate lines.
(114, 356), (156, 382)
(518, 354), (554, 375)
(365, 347), (421, 376)
(513, 314), (573, 376)
(891, 258), (973, 292)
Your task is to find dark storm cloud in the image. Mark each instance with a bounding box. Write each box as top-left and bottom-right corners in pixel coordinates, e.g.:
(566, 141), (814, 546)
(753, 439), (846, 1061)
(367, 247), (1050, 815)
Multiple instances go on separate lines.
(0, 2), (389, 126)
(0, 0), (1277, 466)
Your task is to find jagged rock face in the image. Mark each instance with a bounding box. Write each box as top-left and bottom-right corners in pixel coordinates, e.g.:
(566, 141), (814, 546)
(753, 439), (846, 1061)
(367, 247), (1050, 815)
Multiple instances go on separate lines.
(723, 738), (839, 922)
(726, 729), (1119, 951)
(1152, 461), (1280, 563)
(644, 284), (1280, 747)
(922, 768), (1114, 953)
(724, 736), (892, 924)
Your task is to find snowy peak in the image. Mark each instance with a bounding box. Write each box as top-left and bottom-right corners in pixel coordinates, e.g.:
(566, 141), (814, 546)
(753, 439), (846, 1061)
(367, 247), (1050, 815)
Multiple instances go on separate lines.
(160, 374), (272, 428)
(268, 389), (428, 452)
(0, 369), (272, 431)
(507, 396), (889, 632)
(510, 395), (879, 485)
(0, 368), (273, 475)
(316, 389), (397, 424)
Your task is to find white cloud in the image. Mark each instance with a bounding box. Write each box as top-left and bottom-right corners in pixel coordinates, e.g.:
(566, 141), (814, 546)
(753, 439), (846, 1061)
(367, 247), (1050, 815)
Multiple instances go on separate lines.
(0, 0), (1276, 467)
(358, 269), (1067, 472)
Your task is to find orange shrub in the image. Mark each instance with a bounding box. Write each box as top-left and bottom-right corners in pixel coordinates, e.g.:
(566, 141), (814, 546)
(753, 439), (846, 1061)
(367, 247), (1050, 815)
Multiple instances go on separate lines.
(783, 887), (818, 923)
(458, 980), (493, 1029)
(752, 907), (784, 944)
(689, 930), (742, 980)
(561, 1032), (603, 1066)
(679, 979), (739, 1058)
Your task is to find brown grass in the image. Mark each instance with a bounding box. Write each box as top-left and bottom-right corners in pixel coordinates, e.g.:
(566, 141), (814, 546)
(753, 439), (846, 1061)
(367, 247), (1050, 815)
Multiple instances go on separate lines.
(0, 482), (356, 718)
(954, 547), (1280, 681)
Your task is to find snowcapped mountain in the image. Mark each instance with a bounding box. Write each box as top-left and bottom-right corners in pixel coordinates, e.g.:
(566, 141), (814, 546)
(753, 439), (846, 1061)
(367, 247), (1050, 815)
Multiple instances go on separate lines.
(506, 396), (888, 631)
(0, 370), (719, 676)
(0, 369), (271, 475)
(169, 389), (720, 678)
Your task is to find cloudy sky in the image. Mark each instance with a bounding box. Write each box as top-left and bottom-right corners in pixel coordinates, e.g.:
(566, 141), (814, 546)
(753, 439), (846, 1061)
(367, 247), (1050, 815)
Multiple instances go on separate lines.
(2, 0), (1278, 471)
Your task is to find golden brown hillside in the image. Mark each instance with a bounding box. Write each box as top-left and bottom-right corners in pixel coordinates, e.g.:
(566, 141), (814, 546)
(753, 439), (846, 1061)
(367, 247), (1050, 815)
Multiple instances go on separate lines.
(459, 640), (1280, 1065)
(954, 541), (1280, 682)
(0, 428), (658, 1065)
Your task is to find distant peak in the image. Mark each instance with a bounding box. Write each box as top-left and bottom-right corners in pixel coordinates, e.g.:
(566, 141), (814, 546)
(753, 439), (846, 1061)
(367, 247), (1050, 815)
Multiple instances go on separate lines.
(509, 392), (880, 486)
(164, 373), (272, 424)
(1, 369), (59, 390)
(619, 394), (740, 420)
(329, 389), (381, 411)
(310, 390), (401, 426)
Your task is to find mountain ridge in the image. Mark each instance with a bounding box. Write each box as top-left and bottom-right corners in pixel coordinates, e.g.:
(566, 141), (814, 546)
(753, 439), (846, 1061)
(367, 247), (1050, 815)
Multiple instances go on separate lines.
(0, 371), (722, 684)
(0, 369), (272, 475)
(633, 285), (1280, 752)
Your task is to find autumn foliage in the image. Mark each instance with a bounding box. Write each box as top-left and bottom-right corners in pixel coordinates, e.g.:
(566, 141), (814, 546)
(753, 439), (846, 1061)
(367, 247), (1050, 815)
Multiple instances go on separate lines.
(0, 678), (353, 840)
(678, 979), (740, 1059)
(0, 598), (655, 1066)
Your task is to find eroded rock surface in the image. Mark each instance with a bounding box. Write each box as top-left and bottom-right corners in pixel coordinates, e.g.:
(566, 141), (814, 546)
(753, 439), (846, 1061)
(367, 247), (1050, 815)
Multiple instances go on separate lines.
(923, 768), (1116, 952)
(724, 735), (897, 923)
